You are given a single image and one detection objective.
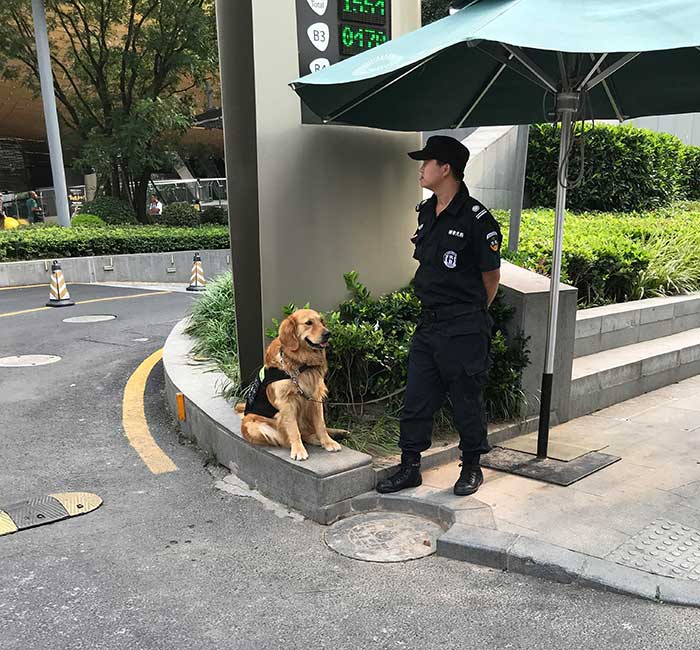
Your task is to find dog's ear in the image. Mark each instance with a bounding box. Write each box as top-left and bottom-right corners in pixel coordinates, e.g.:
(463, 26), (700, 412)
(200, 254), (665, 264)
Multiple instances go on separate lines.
(279, 315), (300, 352)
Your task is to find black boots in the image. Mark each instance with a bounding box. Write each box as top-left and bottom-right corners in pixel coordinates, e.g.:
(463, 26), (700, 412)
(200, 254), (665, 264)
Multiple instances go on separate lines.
(376, 462), (422, 494)
(453, 463), (483, 496)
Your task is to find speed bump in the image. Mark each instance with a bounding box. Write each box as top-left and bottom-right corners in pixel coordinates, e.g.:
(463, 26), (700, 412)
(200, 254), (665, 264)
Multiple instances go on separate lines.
(0, 492), (102, 537)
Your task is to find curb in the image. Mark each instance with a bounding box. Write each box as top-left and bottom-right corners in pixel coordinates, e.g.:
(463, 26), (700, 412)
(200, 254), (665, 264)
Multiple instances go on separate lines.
(343, 489), (700, 607)
(163, 317), (528, 524)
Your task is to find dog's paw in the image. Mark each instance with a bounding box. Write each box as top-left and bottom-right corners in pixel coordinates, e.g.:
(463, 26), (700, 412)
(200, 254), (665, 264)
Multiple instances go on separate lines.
(290, 445), (309, 461)
(322, 440), (342, 453)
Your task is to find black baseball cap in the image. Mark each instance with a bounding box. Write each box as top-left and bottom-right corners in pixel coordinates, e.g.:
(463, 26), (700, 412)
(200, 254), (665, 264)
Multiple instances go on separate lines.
(408, 136), (470, 174)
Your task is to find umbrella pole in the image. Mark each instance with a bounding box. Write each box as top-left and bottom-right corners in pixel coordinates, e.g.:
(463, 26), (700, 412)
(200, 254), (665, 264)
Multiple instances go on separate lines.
(537, 92), (579, 458)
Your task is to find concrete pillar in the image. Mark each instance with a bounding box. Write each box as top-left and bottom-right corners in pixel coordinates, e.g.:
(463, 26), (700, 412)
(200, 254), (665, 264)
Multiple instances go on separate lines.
(215, 0), (422, 383)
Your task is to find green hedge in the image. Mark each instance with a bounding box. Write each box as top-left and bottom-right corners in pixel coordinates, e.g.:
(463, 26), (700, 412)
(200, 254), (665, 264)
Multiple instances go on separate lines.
(498, 202), (700, 306)
(526, 124), (685, 212)
(158, 201), (199, 227)
(680, 146), (700, 200)
(71, 213), (106, 228)
(0, 225), (229, 262)
(80, 196), (137, 224)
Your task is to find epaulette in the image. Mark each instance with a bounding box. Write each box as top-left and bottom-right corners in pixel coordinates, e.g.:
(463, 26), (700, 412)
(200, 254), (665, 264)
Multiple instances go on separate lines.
(415, 199), (429, 212)
(469, 201), (490, 221)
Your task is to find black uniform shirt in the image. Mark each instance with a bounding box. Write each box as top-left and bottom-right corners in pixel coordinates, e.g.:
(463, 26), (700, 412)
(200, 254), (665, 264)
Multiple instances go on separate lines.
(411, 183), (502, 309)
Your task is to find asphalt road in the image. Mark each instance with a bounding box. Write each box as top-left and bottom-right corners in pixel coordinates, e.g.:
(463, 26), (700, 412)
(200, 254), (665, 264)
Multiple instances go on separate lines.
(1, 283), (699, 650)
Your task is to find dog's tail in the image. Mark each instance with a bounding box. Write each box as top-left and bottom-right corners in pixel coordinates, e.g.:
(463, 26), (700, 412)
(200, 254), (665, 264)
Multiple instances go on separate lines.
(234, 403), (245, 414)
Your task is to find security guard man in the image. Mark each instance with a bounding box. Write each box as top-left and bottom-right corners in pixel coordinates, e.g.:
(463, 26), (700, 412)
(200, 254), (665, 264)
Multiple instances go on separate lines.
(376, 136), (502, 496)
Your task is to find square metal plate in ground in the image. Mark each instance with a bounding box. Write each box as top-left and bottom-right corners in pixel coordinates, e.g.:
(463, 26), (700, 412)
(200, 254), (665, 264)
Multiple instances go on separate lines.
(499, 433), (593, 462)
(606, 519), (700, 580)
(480, 447), (621, 486)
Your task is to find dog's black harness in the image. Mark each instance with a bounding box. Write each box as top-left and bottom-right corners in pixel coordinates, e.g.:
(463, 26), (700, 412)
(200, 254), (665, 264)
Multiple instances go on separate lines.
(244, 352), (320, 418)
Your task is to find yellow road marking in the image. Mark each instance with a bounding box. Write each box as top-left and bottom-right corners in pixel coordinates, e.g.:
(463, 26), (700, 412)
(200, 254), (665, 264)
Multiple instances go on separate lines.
(0, 283), (83, 291)
(0, 290), (171, 319)
(122, 348), (178, 475)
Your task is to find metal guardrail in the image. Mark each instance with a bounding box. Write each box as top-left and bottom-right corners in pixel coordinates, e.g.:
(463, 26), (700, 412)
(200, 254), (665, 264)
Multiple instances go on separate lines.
(2, 178), (228, 218)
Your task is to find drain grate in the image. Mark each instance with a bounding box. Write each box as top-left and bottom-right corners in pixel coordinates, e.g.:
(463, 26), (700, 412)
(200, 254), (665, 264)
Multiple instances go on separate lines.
(0, 355), (61, 367)
(325, 512), (443, 563)
(607, 519), (700, 580)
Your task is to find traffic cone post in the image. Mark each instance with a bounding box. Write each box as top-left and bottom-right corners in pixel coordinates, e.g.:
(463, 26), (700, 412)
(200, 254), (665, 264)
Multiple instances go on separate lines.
(46, 260), (75, 307)
(186, 252), (206, 292)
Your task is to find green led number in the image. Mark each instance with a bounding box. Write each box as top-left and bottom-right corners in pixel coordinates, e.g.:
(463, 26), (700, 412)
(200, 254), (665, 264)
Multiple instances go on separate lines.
(342, 0), (386, 17)
(341, 25), (387, 51)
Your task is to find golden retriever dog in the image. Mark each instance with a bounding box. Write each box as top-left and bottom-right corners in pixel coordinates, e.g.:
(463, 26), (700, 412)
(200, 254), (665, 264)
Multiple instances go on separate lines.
(235, 309), (343, 461)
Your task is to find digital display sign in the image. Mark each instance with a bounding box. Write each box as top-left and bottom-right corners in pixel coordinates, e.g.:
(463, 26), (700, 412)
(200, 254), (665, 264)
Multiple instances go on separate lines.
(296, 0), (392, 123)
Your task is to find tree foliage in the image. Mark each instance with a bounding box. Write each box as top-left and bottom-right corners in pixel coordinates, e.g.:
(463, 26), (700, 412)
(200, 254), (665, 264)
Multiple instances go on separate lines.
(0, 0), (218, 221)
(422, 0), (452, 25)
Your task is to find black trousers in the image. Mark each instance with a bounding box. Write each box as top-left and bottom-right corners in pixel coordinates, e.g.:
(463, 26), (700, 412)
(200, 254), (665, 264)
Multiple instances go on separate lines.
(399, 310), (492, 463)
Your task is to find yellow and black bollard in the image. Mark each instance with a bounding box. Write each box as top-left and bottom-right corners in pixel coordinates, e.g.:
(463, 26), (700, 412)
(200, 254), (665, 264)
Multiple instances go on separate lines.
(186, 252), (206, 292)
(46, 260), (75, 307)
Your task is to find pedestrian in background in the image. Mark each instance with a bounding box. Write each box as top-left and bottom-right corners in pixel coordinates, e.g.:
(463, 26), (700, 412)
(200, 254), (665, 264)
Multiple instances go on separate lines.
(148, 194), (163, 219)
(26, 191), (44, 224)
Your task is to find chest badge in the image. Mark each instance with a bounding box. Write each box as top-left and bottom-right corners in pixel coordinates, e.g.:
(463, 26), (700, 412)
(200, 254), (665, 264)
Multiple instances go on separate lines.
(443, 250), (458, 269)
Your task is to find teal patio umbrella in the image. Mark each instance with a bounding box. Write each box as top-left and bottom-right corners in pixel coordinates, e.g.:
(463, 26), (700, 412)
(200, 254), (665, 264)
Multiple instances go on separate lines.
(290, 0), (700, 467)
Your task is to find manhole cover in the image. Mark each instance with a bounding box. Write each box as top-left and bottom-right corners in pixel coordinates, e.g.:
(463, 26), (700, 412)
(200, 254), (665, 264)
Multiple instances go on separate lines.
(0, 355), (61, 367)
(324, 512), (443, 563)
(63, 314), (116, 323)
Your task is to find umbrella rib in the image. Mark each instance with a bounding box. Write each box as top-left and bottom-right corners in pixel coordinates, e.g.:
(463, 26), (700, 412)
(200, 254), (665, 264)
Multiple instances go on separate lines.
(501, 44), (558, 93)
(585, 53), (625, 122)
(577, 53), (608, 91)
(323, 51), (443, 124)
(585, 52), (640, 90)
(478, 45), (553, 93)
(455, 55), (513, 128)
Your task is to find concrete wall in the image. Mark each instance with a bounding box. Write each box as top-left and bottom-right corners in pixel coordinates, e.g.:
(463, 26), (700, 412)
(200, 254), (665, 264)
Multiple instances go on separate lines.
(626, 113), (700, 146)
(0, 249), (230, 287)
(499, 261), (579, 424)
(250, 1), (422, 329)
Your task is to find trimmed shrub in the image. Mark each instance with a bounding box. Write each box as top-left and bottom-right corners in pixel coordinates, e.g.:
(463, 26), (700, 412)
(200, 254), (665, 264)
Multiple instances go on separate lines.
(0, 225), (229, 261)
(71, 213), (106, 228)
(80, 196), (137, 224)
(159, 202), (199, 227)
(497, 202), (700, 306)
(200, 206), (228, 225)
(527, 123), (684, 212)
(680, 146), (700, 200)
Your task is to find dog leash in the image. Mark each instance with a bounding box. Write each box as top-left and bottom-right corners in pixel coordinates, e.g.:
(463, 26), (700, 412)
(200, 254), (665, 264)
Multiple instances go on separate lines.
(279, 350), (325, 403)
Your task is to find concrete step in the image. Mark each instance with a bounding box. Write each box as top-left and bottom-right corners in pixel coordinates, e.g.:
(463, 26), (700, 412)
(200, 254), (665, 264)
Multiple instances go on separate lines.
(570, 327), (700, 419)
(575, 293), (700, 358)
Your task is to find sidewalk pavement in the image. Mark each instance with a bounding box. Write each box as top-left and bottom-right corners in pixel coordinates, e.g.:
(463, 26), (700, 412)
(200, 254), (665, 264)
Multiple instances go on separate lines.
(374, 374), (700, 605)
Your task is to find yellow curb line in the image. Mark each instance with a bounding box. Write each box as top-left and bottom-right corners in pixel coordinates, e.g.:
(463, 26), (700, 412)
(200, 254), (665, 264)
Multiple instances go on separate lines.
(0, 290), (171, 318)
(0, 283), (86, 291)
(122, 348), (178, 475)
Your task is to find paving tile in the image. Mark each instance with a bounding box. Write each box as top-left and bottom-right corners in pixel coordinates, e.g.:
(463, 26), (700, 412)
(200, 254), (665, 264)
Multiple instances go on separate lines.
(625, 405), (700, 430)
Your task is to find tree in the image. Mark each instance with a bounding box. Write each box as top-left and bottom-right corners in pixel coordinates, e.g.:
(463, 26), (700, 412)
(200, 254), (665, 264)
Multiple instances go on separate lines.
(422, 0), (452, 25)
(0, 0), (218, 221)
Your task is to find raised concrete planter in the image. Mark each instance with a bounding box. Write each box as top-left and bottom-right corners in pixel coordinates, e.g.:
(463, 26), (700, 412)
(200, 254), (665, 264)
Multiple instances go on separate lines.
(163, 318), (533, 524)
(0, 249), (230, 288)
(499, 261), (578, 424)
(575, 293), (700, 358)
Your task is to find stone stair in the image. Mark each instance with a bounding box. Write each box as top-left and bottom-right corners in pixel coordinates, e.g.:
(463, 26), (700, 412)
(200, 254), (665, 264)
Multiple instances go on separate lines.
(569, 294), (700, 419)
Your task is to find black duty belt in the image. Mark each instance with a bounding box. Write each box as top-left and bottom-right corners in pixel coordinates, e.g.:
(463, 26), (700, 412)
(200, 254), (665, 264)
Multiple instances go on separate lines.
(420, 304), (485, 322)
